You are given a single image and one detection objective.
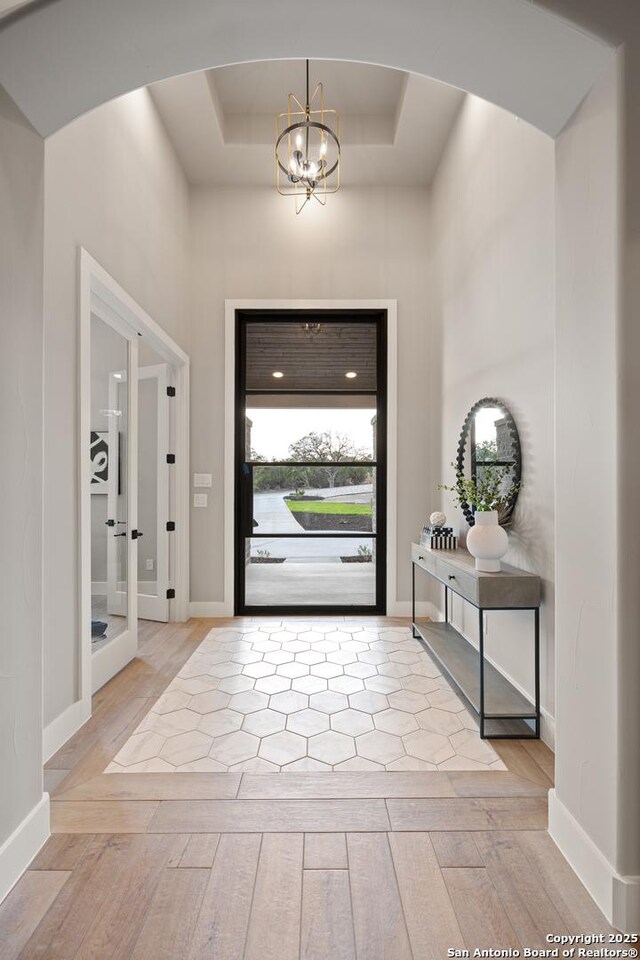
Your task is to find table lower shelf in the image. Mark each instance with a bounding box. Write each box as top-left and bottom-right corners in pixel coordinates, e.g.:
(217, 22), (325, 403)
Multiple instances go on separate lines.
(413, 619), (539, 739)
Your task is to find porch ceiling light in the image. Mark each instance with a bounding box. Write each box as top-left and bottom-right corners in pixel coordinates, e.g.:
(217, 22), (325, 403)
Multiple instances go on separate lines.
(272, 371), (284, 378)
(276, 59), (341, 215)
(345, 371), (358, 379)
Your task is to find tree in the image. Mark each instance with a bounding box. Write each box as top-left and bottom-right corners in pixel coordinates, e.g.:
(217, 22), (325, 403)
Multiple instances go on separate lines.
(474, 438), (498, 463)
(287, 431), (371, 487)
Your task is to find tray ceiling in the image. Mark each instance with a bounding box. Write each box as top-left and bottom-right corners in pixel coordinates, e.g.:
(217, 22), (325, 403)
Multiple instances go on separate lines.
(149, 60), (465, 188)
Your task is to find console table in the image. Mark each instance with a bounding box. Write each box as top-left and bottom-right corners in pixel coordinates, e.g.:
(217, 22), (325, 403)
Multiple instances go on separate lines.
(411, 543), (541, 739)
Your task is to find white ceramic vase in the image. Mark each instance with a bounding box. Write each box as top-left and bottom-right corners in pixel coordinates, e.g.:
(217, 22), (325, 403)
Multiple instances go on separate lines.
(466, 510), (508, 572)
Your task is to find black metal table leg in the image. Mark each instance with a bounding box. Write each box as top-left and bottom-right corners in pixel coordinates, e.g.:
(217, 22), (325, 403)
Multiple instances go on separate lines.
(479, 609), (485, 738)
(411, 562), (417, 638)
(534, 606), (540, 737)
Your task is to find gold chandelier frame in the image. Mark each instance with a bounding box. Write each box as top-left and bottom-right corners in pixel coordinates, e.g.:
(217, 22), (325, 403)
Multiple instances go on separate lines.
(275, 60), (341, 214)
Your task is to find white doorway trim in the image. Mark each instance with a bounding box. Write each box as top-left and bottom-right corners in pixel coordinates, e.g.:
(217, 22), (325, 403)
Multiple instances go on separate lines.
(69, 250), (190, 743)
(208, 299), (398, 619)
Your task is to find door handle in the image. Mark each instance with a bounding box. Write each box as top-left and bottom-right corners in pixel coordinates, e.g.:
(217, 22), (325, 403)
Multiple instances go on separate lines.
(242, 464), (254, 538)
(114, 532), (127, 537)
(131, 529), (144, 539)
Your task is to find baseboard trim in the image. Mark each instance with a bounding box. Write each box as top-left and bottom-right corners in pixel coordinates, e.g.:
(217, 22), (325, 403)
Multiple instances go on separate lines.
(387, 600), (437, 619)
(612, 874), (640, 934)
(43, 698), (91, 763)
(0, 793), (50, 904)
(539, 709), (555, 750)
(548, 789), (640, 932)
(189, 601), (233, 618)
(189, 601), (434, 620)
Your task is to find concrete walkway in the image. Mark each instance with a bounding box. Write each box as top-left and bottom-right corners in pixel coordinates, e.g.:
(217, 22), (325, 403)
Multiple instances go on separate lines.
(253, 490), (302, 534)
(252, 486), (373, 560)
(245, 561), (376, 605)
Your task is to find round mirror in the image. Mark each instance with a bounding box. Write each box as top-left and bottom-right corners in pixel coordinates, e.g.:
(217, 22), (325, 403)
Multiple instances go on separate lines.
(456, 398), (522, 527)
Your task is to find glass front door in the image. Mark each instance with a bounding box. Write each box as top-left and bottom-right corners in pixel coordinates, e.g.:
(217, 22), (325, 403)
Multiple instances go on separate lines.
(235, 311), (387, 614)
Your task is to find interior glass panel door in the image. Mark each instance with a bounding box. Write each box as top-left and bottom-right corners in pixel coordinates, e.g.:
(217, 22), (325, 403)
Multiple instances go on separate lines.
(89, 304), (139, 694)
(90, 312), (134, 650)
(106, 370), (128, 618)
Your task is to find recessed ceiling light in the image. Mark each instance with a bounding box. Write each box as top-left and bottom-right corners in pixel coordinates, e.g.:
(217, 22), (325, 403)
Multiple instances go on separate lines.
(272, 371), (284, 379)
(345, 371), (358, 379)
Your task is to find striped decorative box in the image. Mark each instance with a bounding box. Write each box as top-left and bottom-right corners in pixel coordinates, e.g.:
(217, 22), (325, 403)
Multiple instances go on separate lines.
(425, 534), (458, 550)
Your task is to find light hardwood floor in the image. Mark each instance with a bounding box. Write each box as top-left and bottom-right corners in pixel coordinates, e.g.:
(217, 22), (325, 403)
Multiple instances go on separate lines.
(1, 618), (616, 960)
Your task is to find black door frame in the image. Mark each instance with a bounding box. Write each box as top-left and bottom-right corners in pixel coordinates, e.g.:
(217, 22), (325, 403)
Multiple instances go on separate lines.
(234, 308), (388, 616)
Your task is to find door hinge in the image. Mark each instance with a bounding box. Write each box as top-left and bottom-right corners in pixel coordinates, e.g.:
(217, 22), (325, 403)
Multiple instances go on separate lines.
(166, 453), (176, 464)
(167, 386), (176, 397)
(166, 588), (175, 600)
(166, 521), (175, 532)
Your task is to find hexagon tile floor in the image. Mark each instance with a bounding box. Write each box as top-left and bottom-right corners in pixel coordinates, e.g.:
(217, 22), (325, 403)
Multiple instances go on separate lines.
(106, 622), (507, 773)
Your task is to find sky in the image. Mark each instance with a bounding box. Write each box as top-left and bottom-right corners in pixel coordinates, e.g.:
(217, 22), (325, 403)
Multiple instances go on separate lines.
(475, 407), (503, 443)
(247, 407), (376, 460)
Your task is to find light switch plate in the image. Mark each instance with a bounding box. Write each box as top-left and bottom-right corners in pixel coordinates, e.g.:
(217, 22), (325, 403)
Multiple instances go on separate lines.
(193, 493), (208, 507)
(194, 473), (212, 488)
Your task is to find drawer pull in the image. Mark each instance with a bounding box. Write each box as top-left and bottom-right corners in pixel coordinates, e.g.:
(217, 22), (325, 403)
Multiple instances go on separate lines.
(448, 575), (456, 581)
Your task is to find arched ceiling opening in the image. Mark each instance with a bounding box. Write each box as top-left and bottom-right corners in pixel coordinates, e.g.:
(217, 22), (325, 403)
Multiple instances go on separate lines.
(0, 0), (613, 139)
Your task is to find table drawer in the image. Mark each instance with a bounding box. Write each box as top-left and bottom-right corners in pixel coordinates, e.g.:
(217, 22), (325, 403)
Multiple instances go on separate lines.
(435, 558), (479, 605)
(411, 543), (437, 575)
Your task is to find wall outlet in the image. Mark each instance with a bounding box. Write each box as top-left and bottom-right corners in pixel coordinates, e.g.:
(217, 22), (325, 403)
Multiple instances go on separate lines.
(193, 493), (208, 507)
(145, 558), (154, 571)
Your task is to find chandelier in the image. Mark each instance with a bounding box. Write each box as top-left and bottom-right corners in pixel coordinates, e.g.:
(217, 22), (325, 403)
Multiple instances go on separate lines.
(302, 321), (322, 338)
(275, 60), (341, 214)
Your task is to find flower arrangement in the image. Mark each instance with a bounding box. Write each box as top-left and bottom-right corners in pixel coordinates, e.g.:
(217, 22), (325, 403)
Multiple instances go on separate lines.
(438, 462), (521, 521)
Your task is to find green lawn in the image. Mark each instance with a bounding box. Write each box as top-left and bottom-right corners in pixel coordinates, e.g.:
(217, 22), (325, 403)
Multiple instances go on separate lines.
(286, 500), (372, 516)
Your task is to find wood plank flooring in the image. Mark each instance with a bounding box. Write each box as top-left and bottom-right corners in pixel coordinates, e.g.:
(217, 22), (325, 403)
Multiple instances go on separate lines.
(0, 616), (617, 960)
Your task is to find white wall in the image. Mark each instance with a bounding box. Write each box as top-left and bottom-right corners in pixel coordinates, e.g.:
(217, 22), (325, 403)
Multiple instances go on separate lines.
(430, 95), (556, 738)
(0, 83), (48, 895)
(189, 186), (434, 609)
(551, 57), (630, 926)
(43, 87), (190, 728)
(554, 59), (619, 859)
(616, 33), (640, 918)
